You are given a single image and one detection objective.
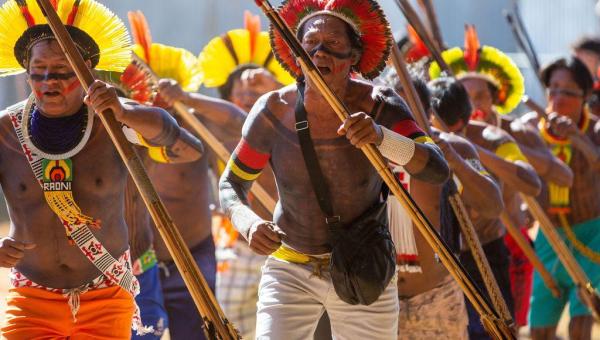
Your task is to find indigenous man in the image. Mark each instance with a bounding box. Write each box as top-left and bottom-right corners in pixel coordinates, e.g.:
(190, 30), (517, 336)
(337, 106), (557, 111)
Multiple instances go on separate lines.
(117, 12), (218, 339)
(430, 26), (573, 330)
(386, 72), (503, 340)
(156, 12), (292, 339)
(521, 56), (600, 340)
(219, 0), (449, 338)
(0, 1), (203, 339)
(429, 31), (543, 338)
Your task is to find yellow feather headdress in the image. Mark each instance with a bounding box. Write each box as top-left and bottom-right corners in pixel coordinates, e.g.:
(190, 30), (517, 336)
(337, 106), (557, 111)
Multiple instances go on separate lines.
(128, 11), (201, 93)
(0, 0), (131, 77)
(198, 11), (294, 89)
(429, 25), (524, 115)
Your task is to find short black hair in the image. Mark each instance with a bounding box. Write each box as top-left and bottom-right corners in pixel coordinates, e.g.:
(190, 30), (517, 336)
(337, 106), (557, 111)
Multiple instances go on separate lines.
(218, 64), (260, 100)
(540, 56), (593, 95)
(428, 77), (472, 127)
(386, 67), (431, 113)
(572, 36), (600, 57)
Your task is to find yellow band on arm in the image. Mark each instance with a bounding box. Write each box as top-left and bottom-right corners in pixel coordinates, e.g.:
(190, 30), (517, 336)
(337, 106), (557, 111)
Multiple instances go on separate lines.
(147, 146), (171, 163)
(495, 142), (529, 163)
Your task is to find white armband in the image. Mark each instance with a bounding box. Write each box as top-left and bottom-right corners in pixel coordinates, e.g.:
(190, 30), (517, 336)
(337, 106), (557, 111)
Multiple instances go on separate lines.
(377, 126), (416, 166)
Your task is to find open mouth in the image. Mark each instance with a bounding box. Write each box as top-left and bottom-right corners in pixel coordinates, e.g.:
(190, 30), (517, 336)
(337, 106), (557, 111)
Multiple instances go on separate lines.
(317, 66), (331, 75)
(43, 91), (60, 97)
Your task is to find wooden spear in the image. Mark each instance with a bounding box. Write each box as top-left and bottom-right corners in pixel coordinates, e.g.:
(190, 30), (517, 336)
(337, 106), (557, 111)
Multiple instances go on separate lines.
(130, 54), (277, 213)
(394, 0), (563, 305)
(395, 0), (453, 76)
(499, 212), (561, 298)
(35, 1), (239, 338)
(254, 1), (514, 338)
(520, 194), (600, 322)
(390, 44), (515, 336)
(416, 0), (444, 52)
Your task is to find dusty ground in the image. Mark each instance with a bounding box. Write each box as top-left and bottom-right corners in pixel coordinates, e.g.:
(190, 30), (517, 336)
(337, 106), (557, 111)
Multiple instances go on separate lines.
(0, 222), (596, 339)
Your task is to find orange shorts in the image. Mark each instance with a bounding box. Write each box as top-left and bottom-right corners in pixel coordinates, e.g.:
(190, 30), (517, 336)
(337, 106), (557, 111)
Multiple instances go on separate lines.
(2, 285), (135, 340)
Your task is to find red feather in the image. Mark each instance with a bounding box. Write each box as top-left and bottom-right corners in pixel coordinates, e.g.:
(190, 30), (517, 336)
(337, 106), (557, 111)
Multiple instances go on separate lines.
(128, 11), (152, 61)
(245, 11), (261, 60)
(405, 25), (430, 62)
(120, 63), (154, 104)
(272, 0), (391, 80)
(463, 24), (480, 71)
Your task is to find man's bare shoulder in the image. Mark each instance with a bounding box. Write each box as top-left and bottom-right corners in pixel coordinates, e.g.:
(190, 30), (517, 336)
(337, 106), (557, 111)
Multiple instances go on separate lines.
(442, 132), (478, 159)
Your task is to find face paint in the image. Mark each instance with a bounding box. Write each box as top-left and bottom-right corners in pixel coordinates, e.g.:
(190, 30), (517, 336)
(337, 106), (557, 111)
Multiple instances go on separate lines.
(308, 43), (353, 60)
(62, 79), (81, 96)
(29, 72), (77, 82)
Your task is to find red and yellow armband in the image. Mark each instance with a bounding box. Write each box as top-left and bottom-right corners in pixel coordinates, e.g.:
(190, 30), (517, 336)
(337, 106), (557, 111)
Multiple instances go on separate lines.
(391, 119), (434, 144)
(494, 142), (529, 163)
(228, 138), (270, 181)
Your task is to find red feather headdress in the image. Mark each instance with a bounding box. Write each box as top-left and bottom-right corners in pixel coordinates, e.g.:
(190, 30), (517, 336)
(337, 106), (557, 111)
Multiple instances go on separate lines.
(270, 0), (392, 80)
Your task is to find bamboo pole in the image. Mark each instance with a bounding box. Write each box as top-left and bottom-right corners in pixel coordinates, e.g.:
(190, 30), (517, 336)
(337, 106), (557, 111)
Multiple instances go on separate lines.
(416, 0), (444, 52)
(391, 43), (515, 334)
(520, 194), (600, 322)
(395, 0), (453, 76)
(499, 212), (561, 298)
(254, 1), (514, 338)
(36, 1), (239, 338)
(130, 55), (277, 214)
(394, 0), (563, 307)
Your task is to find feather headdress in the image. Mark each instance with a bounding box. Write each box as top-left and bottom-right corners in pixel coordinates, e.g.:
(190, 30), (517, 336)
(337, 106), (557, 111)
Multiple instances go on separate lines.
(0, 0), (131, 77)
(270, 0), (392, 80)
(198, 11), (293, 88)
(429, 25), (524, 114)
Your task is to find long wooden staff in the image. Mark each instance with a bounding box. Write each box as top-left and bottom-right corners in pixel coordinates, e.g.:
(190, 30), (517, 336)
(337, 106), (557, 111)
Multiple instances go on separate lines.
(396, 0), (564, 303)
(130, 54), (277, 213)
(503, 11), (544, 90)
(390, 45), (515, 336)
(395, 0), (452, 76)
(416, 0), (444, 52)
(254, 1), (513, 338)
(520, 194), (600, 322)
(36, 1), (239, 338)
(499, 212), (561, 297)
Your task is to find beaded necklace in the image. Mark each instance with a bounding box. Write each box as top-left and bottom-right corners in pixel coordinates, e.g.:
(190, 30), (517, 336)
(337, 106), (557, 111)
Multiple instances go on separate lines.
(20, 95), (99, 241)
(539, 107), (590, 214)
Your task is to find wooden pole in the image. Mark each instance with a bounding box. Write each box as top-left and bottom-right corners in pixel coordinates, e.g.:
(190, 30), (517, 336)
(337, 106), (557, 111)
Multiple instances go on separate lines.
(520, 194), (600, 322)
(499, 212), (561, 298)
(416, 0), (444, 52)
(391, 43), (515, 334)
(130, 55), (277, 214)
(36, 1), (239, 338)
(395, 0), (453, 76)
(254, 1), (514, 338)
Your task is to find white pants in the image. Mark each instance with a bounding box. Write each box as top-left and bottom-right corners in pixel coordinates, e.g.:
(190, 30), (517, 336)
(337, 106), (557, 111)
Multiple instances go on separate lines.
(255, 256), (399, 340)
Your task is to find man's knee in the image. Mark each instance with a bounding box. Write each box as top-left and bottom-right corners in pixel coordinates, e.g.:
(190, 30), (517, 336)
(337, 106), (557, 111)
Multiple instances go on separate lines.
(530, 326), (557, 340)
(569, 315), (593, 340)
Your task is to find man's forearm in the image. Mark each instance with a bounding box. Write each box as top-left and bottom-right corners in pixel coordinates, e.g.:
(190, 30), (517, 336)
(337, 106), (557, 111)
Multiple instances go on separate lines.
(519, 144), (573, 187)
(182, 92), (246, 127)
(219, 174), (263, 240)
(452, 158), (503, 218)
(478, 146), (541, 196)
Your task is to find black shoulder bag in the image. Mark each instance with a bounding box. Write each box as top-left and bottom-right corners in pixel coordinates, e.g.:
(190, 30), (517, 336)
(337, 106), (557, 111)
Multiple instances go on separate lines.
(294, 83), (396, 305)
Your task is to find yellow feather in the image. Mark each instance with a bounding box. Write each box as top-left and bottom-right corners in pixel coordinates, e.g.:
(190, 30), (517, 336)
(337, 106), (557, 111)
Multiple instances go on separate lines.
(0, 0), (130, 77)
(198, 28), (293, 88)
(134, 43), (202, 92)
(198, 34), (239, 88)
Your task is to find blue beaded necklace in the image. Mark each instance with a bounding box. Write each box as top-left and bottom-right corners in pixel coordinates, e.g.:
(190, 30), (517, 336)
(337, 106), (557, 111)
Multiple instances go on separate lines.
(28, 104), (88, 155)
